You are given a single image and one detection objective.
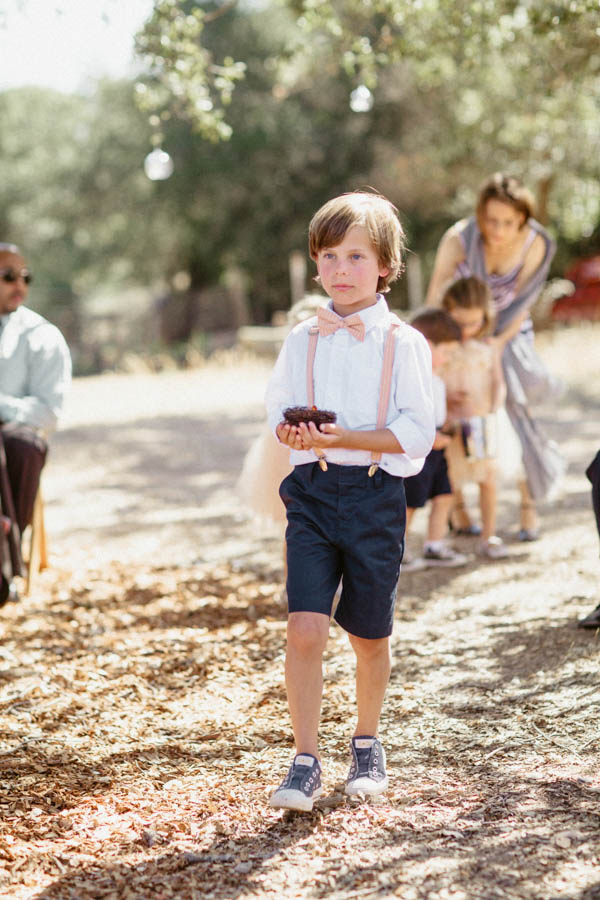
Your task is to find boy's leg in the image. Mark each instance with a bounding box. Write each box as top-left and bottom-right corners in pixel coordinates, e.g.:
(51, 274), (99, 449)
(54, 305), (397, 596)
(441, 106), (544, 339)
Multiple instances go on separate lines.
(269, 610), (329, 812)
(285, 611), (330, 757)
(347, 633), (391, 738)
(344, 633), (391, 797)
(427, 494), (453, 542)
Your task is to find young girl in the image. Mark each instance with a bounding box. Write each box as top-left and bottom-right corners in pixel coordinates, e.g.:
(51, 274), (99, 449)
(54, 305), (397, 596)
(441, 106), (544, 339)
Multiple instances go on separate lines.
(237, 294), (328, 527)
(441, 276), (511, 559)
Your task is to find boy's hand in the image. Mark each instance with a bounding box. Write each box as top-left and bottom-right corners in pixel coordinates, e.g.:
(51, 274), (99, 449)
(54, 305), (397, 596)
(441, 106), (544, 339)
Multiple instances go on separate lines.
(276, 422), (304, 449)
(299, 420), (348, 450)
(433, 431), (451, 450)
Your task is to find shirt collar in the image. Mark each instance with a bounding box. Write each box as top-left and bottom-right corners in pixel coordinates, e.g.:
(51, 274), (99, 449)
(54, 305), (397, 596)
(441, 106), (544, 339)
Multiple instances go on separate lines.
(325, 294), (389, 331)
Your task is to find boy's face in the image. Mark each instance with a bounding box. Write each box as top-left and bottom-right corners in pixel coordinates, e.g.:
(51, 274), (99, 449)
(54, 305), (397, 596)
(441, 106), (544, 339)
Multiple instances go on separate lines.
(430, 340), (458, 372)
(315, 225), (388, 316)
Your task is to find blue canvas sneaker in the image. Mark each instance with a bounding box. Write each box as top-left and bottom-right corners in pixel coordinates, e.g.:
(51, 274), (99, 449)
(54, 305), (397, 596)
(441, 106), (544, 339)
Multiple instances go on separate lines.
(345, 736), (388, 797)
(269, 754), (322, 812)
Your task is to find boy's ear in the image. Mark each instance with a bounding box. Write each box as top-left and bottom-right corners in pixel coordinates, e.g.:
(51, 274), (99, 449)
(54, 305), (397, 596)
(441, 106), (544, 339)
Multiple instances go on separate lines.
(379, 265), (390, 277)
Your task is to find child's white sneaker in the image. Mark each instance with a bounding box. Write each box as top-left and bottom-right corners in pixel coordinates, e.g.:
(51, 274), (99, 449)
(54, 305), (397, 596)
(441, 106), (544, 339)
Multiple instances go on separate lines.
(423, 542), (468, 568)
(269, 754), (322, 812)
(344, 736), (388, 797)
(402, 552), (427, 572)
(478, 536), (510, 559)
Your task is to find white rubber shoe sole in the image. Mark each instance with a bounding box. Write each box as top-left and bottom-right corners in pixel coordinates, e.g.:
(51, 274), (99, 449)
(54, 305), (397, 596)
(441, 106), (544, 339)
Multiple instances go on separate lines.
(344, 775), (389, 797)
(269, 785), (323, 811)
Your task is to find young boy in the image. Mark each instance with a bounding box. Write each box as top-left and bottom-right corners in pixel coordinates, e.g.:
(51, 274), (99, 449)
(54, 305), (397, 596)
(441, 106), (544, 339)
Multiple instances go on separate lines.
(403, 308), (466, 569)
(265, 192), (435, 811)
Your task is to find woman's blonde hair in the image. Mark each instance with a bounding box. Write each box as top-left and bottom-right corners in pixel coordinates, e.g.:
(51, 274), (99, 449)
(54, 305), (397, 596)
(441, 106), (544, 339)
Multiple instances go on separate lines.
(441, 276), (495, 337)
(308, 191), (405, 293)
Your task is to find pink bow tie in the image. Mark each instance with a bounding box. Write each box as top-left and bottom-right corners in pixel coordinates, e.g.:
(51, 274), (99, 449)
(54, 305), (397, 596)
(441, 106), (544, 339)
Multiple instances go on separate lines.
(317, 307), (365, 342)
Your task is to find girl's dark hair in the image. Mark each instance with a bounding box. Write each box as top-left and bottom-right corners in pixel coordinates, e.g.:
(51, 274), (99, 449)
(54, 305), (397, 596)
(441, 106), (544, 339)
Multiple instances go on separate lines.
(441, 276), (495, 337)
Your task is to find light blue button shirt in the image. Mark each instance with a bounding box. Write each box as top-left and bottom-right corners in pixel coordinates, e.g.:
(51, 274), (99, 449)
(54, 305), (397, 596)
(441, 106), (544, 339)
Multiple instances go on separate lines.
(0, 306), (72, 434)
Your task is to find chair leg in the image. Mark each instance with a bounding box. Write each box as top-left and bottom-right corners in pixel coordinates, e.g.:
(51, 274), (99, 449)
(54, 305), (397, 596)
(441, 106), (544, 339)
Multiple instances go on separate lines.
(25, 489), (47, 596)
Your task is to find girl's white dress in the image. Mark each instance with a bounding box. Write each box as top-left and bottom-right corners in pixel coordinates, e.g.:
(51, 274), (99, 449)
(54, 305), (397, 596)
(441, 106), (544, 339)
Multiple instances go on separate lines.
(237, 293), (328, 525)
(237, 426), (290, 524)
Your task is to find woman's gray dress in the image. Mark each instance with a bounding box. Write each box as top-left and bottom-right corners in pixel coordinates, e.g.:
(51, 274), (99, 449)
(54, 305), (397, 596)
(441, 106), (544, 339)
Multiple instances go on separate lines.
(456, 217), (565, 500)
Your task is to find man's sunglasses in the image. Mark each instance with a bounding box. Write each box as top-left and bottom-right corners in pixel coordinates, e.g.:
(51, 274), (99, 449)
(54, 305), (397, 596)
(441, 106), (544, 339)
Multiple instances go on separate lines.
(0, 268), (33, 285)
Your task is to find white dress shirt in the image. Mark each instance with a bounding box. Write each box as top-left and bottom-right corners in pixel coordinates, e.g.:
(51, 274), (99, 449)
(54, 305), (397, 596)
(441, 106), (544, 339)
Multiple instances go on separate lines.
(265, 296), (435, 477)
(0, 306), (72, 434)
(432, 373), (447, 428)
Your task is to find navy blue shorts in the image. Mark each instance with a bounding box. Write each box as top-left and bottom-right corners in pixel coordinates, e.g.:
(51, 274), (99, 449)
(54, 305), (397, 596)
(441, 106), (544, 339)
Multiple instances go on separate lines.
(280, 462), (406, 639)
(404, 449), (451, 509)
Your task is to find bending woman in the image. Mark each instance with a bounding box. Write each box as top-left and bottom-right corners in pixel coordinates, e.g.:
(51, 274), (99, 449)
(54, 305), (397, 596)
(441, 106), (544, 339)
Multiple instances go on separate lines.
(426, 173), (565, 539)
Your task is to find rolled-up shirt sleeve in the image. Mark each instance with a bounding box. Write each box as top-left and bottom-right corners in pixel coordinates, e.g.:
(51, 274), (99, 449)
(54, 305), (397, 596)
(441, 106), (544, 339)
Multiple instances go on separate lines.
(385, 329), (435, 459)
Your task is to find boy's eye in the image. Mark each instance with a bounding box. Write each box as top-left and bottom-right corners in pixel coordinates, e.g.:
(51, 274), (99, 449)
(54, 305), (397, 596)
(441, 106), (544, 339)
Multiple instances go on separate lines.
(323, 252), (335, 259)
(351, 254), (363, 260)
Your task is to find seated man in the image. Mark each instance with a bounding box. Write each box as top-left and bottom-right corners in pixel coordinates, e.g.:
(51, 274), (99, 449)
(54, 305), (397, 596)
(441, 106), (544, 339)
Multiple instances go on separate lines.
(0, 242), (71, 604)
(578, 451), (600, 629)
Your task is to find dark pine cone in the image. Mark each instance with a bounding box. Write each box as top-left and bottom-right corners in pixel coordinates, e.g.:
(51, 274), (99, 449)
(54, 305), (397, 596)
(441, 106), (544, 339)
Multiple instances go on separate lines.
(283, 406), (337, 427)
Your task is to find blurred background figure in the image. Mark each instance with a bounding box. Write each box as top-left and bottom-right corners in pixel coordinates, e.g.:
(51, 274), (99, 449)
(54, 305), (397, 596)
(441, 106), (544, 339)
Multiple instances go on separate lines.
(440, 276), (514, 559)
(403, 308), (465, 570)
(237, 294), (328, 527)
(426, 174), (565, 541)
(0, 242), (71, 604)
(578, 451), (600, 629)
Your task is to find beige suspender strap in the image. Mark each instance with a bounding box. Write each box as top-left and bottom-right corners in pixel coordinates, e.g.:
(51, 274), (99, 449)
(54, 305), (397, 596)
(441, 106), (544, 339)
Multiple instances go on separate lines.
(306, 326), (319, 407)
(305, 320), (400, 476)
(306, 326), (328, 470)
(368, 322), (400, 475)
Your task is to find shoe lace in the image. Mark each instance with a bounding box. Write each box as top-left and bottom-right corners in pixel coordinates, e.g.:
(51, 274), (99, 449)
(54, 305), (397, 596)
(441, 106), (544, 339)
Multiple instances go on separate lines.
(353, 745), (375, 778)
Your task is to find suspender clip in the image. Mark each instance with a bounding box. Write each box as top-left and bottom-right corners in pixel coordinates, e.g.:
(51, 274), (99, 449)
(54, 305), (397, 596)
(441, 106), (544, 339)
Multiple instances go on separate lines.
(368, 463), (379, 478)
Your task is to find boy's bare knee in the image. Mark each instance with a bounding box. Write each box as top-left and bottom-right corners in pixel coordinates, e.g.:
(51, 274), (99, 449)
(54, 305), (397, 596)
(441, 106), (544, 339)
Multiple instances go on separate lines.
(348, 634), (391, 661)
(287, 612), (329, 654)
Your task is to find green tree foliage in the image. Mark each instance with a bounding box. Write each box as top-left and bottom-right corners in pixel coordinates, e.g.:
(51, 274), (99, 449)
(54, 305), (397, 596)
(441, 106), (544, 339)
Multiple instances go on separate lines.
(149, 3), (389, 318)
(0, 82), (175, 332)
(135, 0), (600, 239)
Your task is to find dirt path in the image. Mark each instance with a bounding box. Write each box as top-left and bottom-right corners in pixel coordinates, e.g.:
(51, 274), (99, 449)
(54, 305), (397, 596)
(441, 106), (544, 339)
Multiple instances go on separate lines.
(0, 329), (599, 900)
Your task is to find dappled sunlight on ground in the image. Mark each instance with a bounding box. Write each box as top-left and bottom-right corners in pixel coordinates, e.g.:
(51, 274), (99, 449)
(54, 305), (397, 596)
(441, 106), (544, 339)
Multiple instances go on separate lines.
(1, 327), (599, 898)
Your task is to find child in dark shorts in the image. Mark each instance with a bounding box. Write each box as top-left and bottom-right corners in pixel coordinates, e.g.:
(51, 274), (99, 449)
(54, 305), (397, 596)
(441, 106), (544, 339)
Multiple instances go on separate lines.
(264, 192), (435, 811)
(403, 309), (466, 569)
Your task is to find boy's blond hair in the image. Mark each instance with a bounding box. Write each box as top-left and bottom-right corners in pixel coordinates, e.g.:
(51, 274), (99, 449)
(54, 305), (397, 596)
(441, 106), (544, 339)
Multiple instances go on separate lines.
(308, 191), (405, 293)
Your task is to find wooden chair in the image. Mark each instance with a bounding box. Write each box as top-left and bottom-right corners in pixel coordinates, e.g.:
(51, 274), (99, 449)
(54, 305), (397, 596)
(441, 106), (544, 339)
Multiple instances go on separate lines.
(24, 487), (48, 596)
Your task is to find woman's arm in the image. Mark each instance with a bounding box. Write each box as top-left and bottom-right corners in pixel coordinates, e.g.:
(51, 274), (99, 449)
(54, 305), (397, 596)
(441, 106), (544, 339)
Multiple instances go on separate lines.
(516, 233), (546, 295)
(493, 234), (546, 347)
(490, 345), (506, 411)
(425, 224), (466, 307)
